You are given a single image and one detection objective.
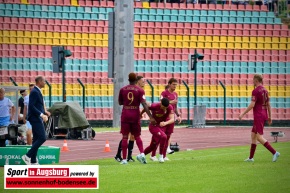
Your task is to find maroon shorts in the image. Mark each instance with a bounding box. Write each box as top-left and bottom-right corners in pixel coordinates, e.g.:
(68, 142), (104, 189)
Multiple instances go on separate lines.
(164, 122), (175, 135)
(149, 124), (166, 142)
(121, 122), (141, 136)
(251, 119), (265, 135)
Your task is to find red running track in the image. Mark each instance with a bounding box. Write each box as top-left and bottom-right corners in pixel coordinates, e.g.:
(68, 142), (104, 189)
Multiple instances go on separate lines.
(43, 127), (290, 163)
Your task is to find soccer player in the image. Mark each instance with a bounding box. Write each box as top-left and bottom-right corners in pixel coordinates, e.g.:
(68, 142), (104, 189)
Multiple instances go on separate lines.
(118, 73), (156, 165)
(150, 78), (181, 161)
(143, 98), (175, 163)
(115, 75), (145, 162)
(239, 74), (280, 162)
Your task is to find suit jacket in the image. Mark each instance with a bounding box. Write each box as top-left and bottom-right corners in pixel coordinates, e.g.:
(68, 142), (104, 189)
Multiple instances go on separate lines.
(28, 87), (45, 122)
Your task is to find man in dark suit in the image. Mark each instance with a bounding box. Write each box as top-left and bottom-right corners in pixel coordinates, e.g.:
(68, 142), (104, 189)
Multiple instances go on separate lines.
(22, 76), (49, 165)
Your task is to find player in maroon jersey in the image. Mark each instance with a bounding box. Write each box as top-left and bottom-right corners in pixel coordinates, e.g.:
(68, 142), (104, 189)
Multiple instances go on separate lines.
(118, 73), (156, 165)
(151, 78), (181, 161)
(115, 76), (145, 162)
(142, 98), (175, 163)
(239, 74), (280, 162)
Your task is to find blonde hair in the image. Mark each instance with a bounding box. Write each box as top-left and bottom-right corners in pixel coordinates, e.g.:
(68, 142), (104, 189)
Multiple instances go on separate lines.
(254, 74), (263, 83)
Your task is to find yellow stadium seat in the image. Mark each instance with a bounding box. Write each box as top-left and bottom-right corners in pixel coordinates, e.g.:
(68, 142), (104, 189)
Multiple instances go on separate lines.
(8, 37), (17, 44)
(45, 38), (52, 45)
(146, 41), (154, 48)
(96, 40), (102, 46)
(75, 33), (82, 39)
(175, 41), (182, 48)
(242, 37), (249, 42)
(71, 0), (79, 6)
(60, 39), (67, 45)
(264, 37), (271, 43)
(257, 37), (264, 43)
(279, 37), (286, 43)
(226, 90), (232, 97)
(81, 39), (89, 46)
(189, 42), (196, 48)
(45, 32), (53, 39)
(82, 33), (89, 39)
(53, 38), (60, 45)
(288, 43), (290, 49)
(197, 42), (204, 48)
(242, 43), (249, 49)
(271, 43), (279, 50)
(23, 38), (31, 44)
(272, 37), (279, 43)
(161, 41), (168, 47)
(168, 41), (175, 48)
(204, 42), (212, 49)
(139, 35), (146, 41)
(235, 36), (242, 43)
(39, 32), (46, 38)
(139, 41), (146, 47)
(212, 42), (219, 49)
(256, 43), (264, 49)
(59, 33), (67, 39)
(88, 33), (95, 40)
(227, 42), (234, 49)
(182, 41), (189, 48)
(4, 31), (11, 37)
(31, 31), (38, 38)
(21, 0), (29, 4)
(279, 44), (286, 49)
(169, 35), (176, 41)
(74, 39), (81, 46)
(176, 35), (183, 41)
(183, 35), (190, 41)
(24, 31), (31, 37)
(103, 34), (108, 40)
(227, 36), (235, 43)
(161, 35), (169, 41)
(67, 33), (74, 39)
(250, 37), (257, 43)
(190, 36), (197, 42)
(153, 41), (161, 48)
(288, 37), (290, 42)
(34, 38), (42, 45)
(264, 43), (272, 50)
(88, 40), (96, 46)
(235, 43), (242, 49)
(17, 31), (24, 37)
(219, 42), (227, 49)
(16, 37), (23, 44)
(55, 32), (61, 39)
(249, 43), (256, 49)
(103, 40), (108, 47)
(142, 1), (150, 8)
(147, 34), (154, 41)
(134, 41), (139, 47)
(220, 36), (227, 42)
(205, 36), (212, 42)
(67, 39), (74, 46)
(197, 36), (205, 42)
(154, 35), (161, 41)
(135, 35), (140, 41)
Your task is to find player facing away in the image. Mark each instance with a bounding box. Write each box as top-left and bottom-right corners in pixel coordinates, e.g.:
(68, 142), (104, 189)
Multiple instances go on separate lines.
(115, 75), (145, 162)
(150, 78), (181, 161)
(239, 74), (280, 162)
(118, 73), (156, 165)
(143, 98), (175, 163)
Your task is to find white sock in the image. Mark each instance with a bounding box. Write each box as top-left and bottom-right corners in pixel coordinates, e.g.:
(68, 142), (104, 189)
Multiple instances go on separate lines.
(141, 153), (145, 157)
(167, 146), (171, 151)
(159, 154), (164, 159)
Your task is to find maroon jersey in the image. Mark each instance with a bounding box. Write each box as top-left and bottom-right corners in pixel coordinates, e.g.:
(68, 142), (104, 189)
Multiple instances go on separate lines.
(149, 103), (174, 124)
(251, 85), (269, 120)
(119, 85), (146, 123)
(160, 89), (178, 111)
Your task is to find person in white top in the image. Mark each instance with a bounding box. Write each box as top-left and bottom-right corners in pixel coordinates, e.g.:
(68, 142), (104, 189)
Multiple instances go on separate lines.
(0, 87), (16, 147)
(23, 84), (35, 145)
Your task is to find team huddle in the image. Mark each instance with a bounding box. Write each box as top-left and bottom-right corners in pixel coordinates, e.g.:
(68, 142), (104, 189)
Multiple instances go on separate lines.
(115, 73), (280, 165)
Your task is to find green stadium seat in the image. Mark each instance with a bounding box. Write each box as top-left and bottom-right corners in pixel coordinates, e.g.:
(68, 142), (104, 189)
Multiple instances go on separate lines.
(186, 10), (193, 16)
(208, 16), (215, 23)
(163, 15), (170, 22)
(274, 18), (281, 24)
(259, 17), (267, 24)
(208, 10), (215, 16)
(222, 17), (229, 23)
(92, 7), (99, 13)
(186, 16), (193, 22)
(171, 9), (178, 15)
(193, 10), (200, 16)
(142, 8), (149, 15)
(230, 11), (237, 17)
(179, 10), (186, 15)
(200, 10), (207, 16)
(267, 18), (274, 24)
(260, 11), (267, 17)
(164, 9), (171, 15)
(237, 11), (244, 17)
(149, 15), (156, 21)
(134, 14), (141, 21)
(171, 15), (178, 22)
(149, 9), (157, 15)
(70, 6), (77, 13)
(178, 16), (185, 22)
(157, 9), (164, 15)
(244, 11), (251, 17)
(215, 10), (222, 16)
(141, 15), (149, 21)
(48, 6), (56, 12)
(13, 10), (20, 17)
(229, 17), (237, 23)
(237, 17), (244, 23)
(250, 17), (258, 24)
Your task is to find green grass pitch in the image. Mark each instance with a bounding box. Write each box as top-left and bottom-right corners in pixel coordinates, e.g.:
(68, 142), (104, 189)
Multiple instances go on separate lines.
(1, 142), (289, 193)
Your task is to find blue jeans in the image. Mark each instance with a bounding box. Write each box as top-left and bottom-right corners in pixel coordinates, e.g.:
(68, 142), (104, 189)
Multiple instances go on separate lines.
(26, 119), (46, 163)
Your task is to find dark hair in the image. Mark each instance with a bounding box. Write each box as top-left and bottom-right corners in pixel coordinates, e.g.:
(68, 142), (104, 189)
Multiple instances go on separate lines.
(20, 90), (26, 94)
(168, 78), (178, 85)
(35, 76), (44, 83)
(165, 85), (169, 90)
(161, 98), (170, 107)
(137, 76), (143, 81)
(29, 83), (35, 87)
(128, 72), (137, 83)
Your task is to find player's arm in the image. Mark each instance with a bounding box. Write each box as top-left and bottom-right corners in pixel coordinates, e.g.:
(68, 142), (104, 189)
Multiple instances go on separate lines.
(10, 106), (16, 121)
(267, 101), (272, 125)
(239, 101), (255, 120)
(141, 101), (156, 124)
(44, 103), (51, 117)
(140, 103), (151, 117)
(118, 90), (123, 105)
(174, 108), (182, 124)
(160, 113), (174, 127)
